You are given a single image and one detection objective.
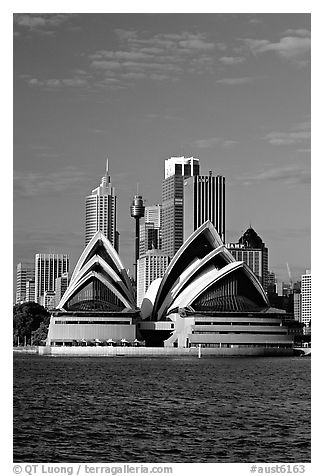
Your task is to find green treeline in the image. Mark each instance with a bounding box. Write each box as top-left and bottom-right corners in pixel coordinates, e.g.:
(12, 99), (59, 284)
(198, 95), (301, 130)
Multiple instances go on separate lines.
(13, 302), (50, 346)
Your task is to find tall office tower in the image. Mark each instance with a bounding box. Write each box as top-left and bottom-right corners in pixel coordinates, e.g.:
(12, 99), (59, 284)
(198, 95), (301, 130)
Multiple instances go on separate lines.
(267, 271), (276, 294)
(25, 280), (35, 302)
(226, 227), (269, 291)
(139, 204), (162, 257)
(145, 204), (161, 228)
(293, 291), (302, 322)
(161, 174), (184, 257)
(301, 270), (311, 333)
(162, 157), (200, 258)
(164, 156), (200, 179)
(136, 250), (170, 307)
(16, 262), (35, 304)
(183, 173), (225, 242)
(55, 272), (69, 308)
(41, 291), (56, 310)
(35, 253), (69, 304)
(139, 222), (161, 257)
(85, 159), (118, 250)
(276, 281), (283, 296)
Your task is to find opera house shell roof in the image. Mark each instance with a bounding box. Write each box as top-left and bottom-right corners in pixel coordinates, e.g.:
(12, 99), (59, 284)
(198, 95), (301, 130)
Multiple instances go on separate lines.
(141, 221), (270, 320)
(58, 231), (136, 312)
(46, 223), (293, 354)
(57, 223), (270, 319)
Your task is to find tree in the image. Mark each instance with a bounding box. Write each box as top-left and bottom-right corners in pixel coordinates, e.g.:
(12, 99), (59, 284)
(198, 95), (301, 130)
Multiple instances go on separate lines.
(13, 302), (50, 345)
(31, 322), (50, 346)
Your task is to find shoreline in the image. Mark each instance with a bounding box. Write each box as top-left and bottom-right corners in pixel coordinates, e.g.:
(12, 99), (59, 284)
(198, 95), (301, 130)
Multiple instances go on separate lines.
(13, 345), (302, 357)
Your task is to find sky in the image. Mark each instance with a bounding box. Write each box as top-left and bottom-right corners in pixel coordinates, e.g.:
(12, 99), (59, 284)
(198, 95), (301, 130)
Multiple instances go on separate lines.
(13, 12), (311, 287)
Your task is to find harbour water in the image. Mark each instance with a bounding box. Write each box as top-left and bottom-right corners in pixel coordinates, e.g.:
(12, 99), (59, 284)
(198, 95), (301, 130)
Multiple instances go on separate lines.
(13, 354), (311, 463)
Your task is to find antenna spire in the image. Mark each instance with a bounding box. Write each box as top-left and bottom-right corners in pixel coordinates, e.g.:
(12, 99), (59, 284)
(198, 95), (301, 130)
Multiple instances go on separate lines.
(105, 157), (110, 184)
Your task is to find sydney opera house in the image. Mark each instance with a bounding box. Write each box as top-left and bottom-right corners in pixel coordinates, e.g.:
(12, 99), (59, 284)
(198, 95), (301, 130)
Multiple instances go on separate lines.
(46, 222), (294, 355)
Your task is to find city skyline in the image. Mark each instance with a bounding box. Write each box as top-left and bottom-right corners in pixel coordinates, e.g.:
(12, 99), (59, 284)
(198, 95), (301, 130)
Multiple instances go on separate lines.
(13, 13), (311, 285)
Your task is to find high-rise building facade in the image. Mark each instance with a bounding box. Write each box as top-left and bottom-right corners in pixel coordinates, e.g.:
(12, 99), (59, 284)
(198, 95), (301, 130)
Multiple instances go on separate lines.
(267, 271), (276, 294)
(184, 173), (225, 242)
(164, 156), (200, 179)
(136, 250), (170, 307)
(139, 222), (161, 257)
(161, 157), (226, 258)
(55, 272), (70, 308)
(35, 253), (69, 304)
(16, 262), (35, 304)
(85, 159), (118, 250)
(162, 157), (200, 258)
(293, 291), (302, 322)
(25, 280), (35, 303)
(140, 204), (162, 257)
(41, 291), (56, 310)
(301, 270), (311, 333)
(161, 174), (185, 257)
(144, 204), (161, 228)
(226, 227), (269, 291)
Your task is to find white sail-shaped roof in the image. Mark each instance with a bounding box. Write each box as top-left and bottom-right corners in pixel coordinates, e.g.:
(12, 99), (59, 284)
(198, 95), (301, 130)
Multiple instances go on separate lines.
(58, 231), (136, 311)
(155, 244), (235, 320)
(152, 221), (226, 318)
(171, 261), (268, 311)
(141, 221), (269, 320)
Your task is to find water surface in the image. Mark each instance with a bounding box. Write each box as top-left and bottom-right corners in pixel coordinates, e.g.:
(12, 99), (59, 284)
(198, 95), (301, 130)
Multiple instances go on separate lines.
(13, 354), (311, 463)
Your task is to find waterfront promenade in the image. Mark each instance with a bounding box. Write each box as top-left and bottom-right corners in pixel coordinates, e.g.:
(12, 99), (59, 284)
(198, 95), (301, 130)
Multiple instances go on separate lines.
(13, 345), (297, 357)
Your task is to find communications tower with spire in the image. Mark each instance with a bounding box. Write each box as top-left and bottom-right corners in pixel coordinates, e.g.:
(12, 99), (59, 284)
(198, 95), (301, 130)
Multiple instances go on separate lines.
(85, 158), (118, 251)
(130, 186), (145, 283)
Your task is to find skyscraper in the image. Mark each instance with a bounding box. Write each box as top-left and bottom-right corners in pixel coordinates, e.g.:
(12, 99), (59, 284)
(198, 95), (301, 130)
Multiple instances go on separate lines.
(35, 253), (69, 304)
(136, 250), (170, 307)
(55, 272), (70, 308)
(139, 204), (162, 257)
(226, 227), (269, 291)
(16, 262), (35, 304)
(183, 173), (225, 242)
(161, 157), (226, 258)
(161, 173), (185, 257)
(139, 222), (161, 257)
(293, 291), (302, 322)
(85, 159), (118, 250)
(267, 271), (276, 295)
(25, 280), (35, 303)
(41, 291), (56, 311)
(161, 157), (200, 257)
(301, 270), (311, 333)
(145, 204), (161, 228)
(164, 156), (200, 179)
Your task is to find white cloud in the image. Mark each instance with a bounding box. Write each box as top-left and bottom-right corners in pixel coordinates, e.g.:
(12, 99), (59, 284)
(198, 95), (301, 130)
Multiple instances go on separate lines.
(27, 77), (88, 89)
(192, 137), (238, 149)
(265, 131), (310, 145)
(219, 56), (246, 65)
(14, 167), (89, 198)
(216, 76), (257, 85)
(249, 17), (263, 25)
(283, 29), (310, 38)
(245, 33), (310, 65)
(265, 122), (311, 145)
(14, 14), (73, 34)
(240, 164), (310, 186)
(87, 30), (218, 86)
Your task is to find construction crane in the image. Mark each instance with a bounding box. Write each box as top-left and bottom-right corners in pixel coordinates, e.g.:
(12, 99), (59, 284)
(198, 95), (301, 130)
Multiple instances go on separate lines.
(286, 263), (293, 293)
